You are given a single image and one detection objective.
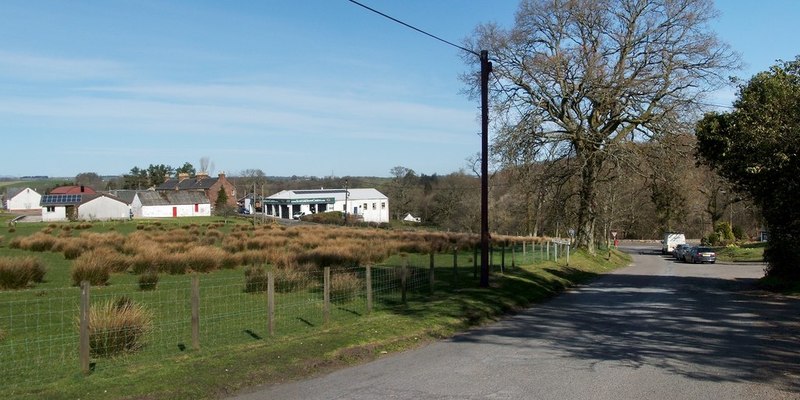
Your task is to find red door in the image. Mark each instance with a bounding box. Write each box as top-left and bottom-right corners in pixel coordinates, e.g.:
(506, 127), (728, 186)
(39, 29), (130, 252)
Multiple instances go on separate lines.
(172, 207), (177, 217)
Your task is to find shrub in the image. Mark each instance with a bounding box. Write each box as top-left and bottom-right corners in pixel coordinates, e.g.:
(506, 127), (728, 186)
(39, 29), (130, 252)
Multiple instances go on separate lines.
(0, 256), (46, 289)
(714, 221), (736, 244)
(330, 272), (362, 303)
(84, 297), (153, 357)
(703, 232), (720, 246)
(138, 271), (159, 291)
(243, 265), (268, 293)
(732, 225), (746, 240)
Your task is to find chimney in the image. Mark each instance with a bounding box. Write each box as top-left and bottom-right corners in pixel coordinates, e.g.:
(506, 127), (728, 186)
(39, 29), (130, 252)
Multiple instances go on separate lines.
(196, 171), (209, 180)
(80, 185), (85, 193)
(218, 171), (226, 180)
(178, 173), (190, 181)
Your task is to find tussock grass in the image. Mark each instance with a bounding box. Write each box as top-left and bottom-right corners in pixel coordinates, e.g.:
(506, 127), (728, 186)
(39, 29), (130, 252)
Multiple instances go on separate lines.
(71, 249), (118, 285)
(138, 270), (159, 291)
(243, 265), (268, 293)
(330, 272), (362, 303)
(84, 297), (153, 357)
(0, 256), (46, 289)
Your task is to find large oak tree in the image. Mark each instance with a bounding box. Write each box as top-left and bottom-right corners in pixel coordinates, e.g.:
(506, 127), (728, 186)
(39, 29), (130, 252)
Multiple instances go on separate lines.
(465, 0), (737, 252)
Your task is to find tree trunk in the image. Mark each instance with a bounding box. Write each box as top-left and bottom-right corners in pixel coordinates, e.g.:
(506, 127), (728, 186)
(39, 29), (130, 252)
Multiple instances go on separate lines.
(576, 153), (600, 254)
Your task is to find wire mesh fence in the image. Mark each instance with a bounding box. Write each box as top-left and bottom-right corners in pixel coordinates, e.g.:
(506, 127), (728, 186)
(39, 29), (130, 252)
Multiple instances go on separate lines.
(0, 241), (571, 392)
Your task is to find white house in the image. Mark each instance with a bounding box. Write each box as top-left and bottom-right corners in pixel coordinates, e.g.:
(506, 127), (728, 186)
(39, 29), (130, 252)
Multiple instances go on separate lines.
(5, 188), (42, 212)
(41, 193), (129, 222)
(264, 188), (389, 223)
(132, 191), (211, 218)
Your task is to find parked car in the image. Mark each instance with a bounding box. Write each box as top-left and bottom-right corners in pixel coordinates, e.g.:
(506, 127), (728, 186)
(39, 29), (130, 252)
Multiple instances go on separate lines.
(685, 246), (716, 264)
(672, 243), (692, 260)
(292, 211), (307, 220)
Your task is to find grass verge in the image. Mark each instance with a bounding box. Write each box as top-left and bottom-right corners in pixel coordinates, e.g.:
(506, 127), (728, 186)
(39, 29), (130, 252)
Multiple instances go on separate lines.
(714, 242), (765, 262)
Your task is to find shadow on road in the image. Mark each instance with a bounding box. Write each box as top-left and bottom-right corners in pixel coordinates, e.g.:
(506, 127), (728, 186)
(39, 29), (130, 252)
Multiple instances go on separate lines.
(452, 268), (800, 393)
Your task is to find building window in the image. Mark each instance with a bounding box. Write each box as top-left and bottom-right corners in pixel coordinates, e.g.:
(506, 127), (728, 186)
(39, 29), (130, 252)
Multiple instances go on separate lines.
(363, 203), (367, 210)
(381, 202), (386, 209)
(343, 204), (346, 211)
(46, 206), (55, 212)
(372, 202), (376, 210)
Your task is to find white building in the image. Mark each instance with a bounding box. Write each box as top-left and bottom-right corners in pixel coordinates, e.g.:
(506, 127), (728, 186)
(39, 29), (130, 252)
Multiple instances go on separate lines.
(78, 195), (130, 221)
(132, 191), (211, 218)
(264, 188), (389, 223)
(41, 193), (129, 222)
(5, 188), (42, 212)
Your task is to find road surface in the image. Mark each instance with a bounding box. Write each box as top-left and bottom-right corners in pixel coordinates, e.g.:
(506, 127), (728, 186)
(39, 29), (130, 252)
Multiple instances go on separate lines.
(232, 245), (800, 400)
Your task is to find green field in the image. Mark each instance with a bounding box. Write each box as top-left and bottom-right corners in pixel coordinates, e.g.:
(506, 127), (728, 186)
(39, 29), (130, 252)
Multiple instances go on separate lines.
(0, 215), (630, 399)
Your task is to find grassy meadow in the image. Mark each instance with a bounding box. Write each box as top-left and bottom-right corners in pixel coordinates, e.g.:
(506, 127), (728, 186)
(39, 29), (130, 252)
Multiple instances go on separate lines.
(0, 213), (630, 399)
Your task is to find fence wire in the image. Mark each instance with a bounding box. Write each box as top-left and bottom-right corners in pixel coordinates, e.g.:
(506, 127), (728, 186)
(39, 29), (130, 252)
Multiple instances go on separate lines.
(0, 242), (568, 392)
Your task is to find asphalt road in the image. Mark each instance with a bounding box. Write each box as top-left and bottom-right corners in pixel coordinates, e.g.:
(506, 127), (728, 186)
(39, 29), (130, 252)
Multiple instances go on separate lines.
(232, 245), (800, 400)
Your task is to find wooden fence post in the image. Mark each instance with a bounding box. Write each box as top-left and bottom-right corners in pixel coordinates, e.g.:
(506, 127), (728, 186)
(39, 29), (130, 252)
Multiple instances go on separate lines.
(546, 241), (550, 261)
(366, 266), (373, 314)
(401, 261), (408, 304)
(323, 267), (330, 324)
(452, 247), (458, 285)
(428, 255), (435, 295)
(511, 243), (516, 268)
(501, 242), (506, 273)
(523, 241), (526, 258)
(79, 281), (90, 375)
(554, 241), (559, 262)
(191, 274), (200, 350)
(267, 271), (275, 336)
(566, 244), (570, 267)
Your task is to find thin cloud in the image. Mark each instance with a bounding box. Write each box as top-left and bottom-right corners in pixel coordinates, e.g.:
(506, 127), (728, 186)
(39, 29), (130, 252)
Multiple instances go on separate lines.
(0, 50), (127, 81)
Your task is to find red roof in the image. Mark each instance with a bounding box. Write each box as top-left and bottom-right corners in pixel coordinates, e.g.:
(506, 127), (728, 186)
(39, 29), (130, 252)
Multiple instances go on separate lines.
(49, 186), (97, 195)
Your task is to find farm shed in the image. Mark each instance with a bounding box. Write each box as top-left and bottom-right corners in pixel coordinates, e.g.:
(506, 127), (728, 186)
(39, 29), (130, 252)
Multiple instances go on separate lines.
(5, 187), (42, 212)
(132, 191), (211, 218)
(264, 188), (389, 223)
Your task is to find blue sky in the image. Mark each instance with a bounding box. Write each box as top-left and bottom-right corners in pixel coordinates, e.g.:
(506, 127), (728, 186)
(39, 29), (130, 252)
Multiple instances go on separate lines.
(0, 1), (797, 178)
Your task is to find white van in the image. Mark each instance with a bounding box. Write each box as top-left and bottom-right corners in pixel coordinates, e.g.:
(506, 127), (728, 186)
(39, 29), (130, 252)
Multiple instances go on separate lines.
(662, 233), (686, 254)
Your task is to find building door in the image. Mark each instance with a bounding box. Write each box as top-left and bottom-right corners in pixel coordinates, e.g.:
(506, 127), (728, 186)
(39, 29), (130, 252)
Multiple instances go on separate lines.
(172, 207), (177, 217)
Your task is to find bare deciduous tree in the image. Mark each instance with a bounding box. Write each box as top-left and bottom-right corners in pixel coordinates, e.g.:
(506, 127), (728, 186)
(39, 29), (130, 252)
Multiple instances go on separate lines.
(465, 0), (738, 252)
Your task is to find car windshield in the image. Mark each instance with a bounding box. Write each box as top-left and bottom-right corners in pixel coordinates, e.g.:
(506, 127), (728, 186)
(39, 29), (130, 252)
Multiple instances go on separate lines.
(697, 247), (712, 252)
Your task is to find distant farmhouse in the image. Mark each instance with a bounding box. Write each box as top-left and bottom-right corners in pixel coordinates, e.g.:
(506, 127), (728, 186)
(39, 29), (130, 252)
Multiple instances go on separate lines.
(40, 186), (128, 222)
(156, 172), (237, 209)
(5, 187), (42, 213)
(132, 191), (211, 218)
(264, 188), (389, 223)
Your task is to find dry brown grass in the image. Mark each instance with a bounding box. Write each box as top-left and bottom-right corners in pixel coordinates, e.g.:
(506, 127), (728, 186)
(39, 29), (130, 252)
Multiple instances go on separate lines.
(330, 272), (363, 303)
(0, 256), (46, 289)
(84, 297), (153, 357)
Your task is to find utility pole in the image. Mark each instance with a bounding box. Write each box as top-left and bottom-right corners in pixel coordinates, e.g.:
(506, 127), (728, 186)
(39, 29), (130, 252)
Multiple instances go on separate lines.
(479, 50), (491, 288)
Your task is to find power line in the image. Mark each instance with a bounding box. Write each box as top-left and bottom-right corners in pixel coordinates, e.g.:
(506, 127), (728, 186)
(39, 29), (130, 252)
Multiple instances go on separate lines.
(346, 0), (478, 57)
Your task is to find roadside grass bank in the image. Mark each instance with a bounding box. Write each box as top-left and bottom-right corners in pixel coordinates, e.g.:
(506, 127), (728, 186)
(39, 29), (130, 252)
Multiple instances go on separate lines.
(0, 216), (629, 399)
(714, 242), (765, 263)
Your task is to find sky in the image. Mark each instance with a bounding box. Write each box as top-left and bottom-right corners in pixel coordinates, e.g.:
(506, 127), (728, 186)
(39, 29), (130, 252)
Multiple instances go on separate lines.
(0, 1), (797, 179)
